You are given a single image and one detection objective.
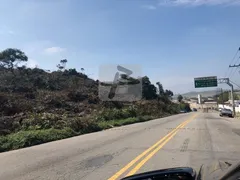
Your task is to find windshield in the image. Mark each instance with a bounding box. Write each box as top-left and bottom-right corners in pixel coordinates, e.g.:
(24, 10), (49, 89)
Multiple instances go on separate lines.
(225, 109), (231, 111)
(0, 1), (240, 180)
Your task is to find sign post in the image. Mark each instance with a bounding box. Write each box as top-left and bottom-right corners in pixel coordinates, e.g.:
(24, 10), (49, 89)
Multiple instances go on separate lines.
(194, 76), (235, 116)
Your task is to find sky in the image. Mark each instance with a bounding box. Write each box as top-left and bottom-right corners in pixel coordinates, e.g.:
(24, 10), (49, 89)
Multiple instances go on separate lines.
(0, 0), (240, 94)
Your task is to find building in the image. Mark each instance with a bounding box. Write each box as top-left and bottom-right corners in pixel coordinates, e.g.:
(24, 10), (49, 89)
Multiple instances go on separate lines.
(198, 94), (202, 104)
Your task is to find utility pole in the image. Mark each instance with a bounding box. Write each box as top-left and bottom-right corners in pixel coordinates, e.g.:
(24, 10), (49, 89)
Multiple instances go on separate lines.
(216, 88), (220, 110)
(221, 88), (224, 108)
(229, 64), (240, 68)
(229, 84), (235, 116)
(218, 78), (235, 117)
(228, 64), (239, 116)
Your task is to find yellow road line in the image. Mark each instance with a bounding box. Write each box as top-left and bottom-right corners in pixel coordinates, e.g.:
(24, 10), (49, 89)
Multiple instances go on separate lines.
(108, 114), (197, 180)
(125, 118), (192, 176)
(126, 128), (179, 176)
(125, 114), (197, 177)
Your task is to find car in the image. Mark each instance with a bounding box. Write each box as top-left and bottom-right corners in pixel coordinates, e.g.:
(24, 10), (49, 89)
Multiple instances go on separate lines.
(192, 108), (197, 112)
(219, 108), (233, 118)
(180, 110), (187, 113)
(122, 161), (240, 180)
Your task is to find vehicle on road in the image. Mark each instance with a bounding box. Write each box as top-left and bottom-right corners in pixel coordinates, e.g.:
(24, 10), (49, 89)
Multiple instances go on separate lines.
(192, 108), (197, 112)
(219, 108), (233, 118)
(122, 161), (240, 180)
(180, 110), (187, 113)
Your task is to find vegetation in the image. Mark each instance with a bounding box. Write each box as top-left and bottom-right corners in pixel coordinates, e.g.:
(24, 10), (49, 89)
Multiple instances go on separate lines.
(0, 48), (181, 152)
(179, 102), (191, 112)
(177, 95), (183, 103)
(214, 91), (239, 104)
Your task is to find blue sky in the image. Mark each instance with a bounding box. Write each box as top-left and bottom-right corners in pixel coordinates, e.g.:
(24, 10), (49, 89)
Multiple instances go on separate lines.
(0, 0), (240, 94)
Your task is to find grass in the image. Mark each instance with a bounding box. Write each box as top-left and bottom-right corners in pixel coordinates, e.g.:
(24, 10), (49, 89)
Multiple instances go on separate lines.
(0, 115), (162, 153)
(235, 112), (240, 119)
(97, 115), (154, 129)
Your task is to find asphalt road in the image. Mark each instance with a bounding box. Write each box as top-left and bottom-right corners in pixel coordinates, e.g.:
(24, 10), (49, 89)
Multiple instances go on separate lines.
(1, 112), (240, 180)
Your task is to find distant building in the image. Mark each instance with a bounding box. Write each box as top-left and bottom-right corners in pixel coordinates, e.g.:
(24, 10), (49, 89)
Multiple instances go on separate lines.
(207, 97), (214, 101)
(224, 100), (240, 107)
(198, 94), (202, 104)
(189, 98), (198, 103)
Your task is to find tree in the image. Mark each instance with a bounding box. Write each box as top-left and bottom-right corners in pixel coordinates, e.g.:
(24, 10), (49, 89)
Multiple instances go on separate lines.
(217, 91), (229, 103)
(165, 89), (174, 98)
(57, 59), (67, 71)
(0, 48), (28, 73)
(180, 102), (191, 112)
(142, 76), (157, 100)
(60, 59), (67, 69)
(67, 68), (78, 76)
(178, 95), (183, 103)
(81, 68), (85, 74)
(234, 93), (240, 100)
(118, 74), (140, 85)
(156, 82), (164, 96)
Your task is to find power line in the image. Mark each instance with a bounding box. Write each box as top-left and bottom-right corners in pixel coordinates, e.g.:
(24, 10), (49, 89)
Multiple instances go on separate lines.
(230, 56), (240, 78)
(230, 80), (240, 90)
(225, 48), (240, 78)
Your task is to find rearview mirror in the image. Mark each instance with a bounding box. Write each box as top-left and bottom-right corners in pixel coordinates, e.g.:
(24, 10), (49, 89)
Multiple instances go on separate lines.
(121, 167), (196, 180)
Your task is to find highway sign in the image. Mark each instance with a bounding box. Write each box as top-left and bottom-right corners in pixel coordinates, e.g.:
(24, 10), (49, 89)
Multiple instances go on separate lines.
(194, 76), (218, 88)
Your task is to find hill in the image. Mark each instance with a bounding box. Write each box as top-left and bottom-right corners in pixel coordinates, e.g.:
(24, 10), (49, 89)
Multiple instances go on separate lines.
(181, 90), (221, 98)
(0, 48), (181, 152)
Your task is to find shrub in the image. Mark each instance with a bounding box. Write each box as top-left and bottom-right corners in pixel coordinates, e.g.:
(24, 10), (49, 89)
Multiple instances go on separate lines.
(0, 128), (76, 152)
(67, 117), (101, 133)
(102, 101), (124, 109)
(0, 96), (34, 116)
(21, 113), (62, 130)
(67, 91), (88, 102)
(24, 92), (36, 99)
(97, 106), (138, 121)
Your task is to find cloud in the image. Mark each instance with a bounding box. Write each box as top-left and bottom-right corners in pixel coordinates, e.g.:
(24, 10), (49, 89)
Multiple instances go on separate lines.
(141, 5), (157, 10)
(44, 47), (66, 54)
(158, 0), (240, 6)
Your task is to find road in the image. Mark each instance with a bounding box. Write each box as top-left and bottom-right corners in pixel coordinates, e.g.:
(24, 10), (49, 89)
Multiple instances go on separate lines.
(1, 112), (240, 180)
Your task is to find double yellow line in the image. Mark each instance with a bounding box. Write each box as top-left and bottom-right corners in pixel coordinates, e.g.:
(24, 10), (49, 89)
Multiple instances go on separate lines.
(108, 114), (198, 180)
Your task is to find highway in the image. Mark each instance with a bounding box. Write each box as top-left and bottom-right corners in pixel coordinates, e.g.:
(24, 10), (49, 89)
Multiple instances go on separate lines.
(1, 112), (240, 180)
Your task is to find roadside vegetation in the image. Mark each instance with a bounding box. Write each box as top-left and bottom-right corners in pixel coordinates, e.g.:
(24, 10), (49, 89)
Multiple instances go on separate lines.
(0, 48), (182, 152)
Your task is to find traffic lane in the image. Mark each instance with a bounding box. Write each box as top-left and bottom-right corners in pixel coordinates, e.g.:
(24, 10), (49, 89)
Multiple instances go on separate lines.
(135, 112), (240, 176)
(0, 113), (193, 180)
(82, 113), (197, 180)
(123, 112), (199, 176)
(205, 113), (240, 161)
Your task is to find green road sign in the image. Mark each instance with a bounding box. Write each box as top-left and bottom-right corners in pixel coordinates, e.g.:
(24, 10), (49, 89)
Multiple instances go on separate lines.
(194, 76), (218, 88)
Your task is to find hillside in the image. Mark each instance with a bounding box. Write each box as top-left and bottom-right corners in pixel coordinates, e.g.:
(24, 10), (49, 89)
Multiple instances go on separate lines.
(180, 90), (222, 98)
(0, 48), (181, 152)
